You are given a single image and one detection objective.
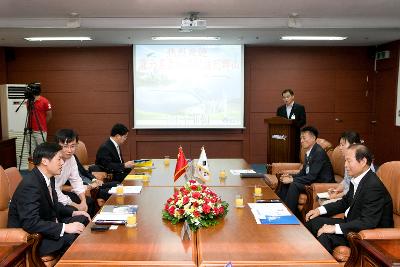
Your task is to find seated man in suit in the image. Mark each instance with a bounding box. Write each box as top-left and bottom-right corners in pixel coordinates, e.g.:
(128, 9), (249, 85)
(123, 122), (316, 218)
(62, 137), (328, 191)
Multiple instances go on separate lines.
(54, 129), (96, 217)
(305, 144), (393, 254)
(8, 142), (90, 258)
(276, 89), (306, 159)
(95, 123), (135, 182)
(277, 126), (335, 216)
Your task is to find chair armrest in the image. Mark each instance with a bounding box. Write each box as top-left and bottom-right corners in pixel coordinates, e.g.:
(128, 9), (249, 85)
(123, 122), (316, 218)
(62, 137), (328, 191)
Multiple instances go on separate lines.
(271, 163), (302, 175)
(311, 183), (338, 193)
(358, 228), (400, 240)
(92, 171), (108, 181)
(0, 228), (30, 242)
(264, 174), (278, 190)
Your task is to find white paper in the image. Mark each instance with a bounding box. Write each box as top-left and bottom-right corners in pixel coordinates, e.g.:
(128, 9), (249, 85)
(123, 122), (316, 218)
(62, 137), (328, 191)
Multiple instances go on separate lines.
(93, 213), (130, 222)
(108, 186), (142, 194)
(248, 202), (291, 222)
(317, 192), (330, 199)
(229, 169), (256, 176)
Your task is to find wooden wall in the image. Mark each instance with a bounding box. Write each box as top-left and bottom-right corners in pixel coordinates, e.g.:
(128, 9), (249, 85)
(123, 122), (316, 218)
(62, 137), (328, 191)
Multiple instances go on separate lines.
(0, 45), (390, 164)
(371, 41), (400, 165)
(247, 46), (375, 162)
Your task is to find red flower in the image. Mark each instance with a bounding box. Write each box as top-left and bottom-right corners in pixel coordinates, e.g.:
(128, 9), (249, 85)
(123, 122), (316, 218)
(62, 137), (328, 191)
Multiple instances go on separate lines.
(193, 211), (200, 217)
(189, 180), (196, 184)
(213, 207), (219, 215)
(193, 202), (199, 207)
(192, 192), (201, 199)
(168, 206), (176, 215)
(190, 185), (198, 190)
(202, 204), (211, 214)
(183, 196), (189, 205)
(219, 206), (224, 214)
(164, 204), (169, 211)
(179, 209), (184, 215)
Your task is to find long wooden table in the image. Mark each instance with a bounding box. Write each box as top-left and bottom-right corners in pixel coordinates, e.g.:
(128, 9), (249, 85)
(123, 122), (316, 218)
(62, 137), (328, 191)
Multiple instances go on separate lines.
(57, 187), (197, 266)
(197, 187), (338, 266)
(128, 159), (267, 187)
(58, 159), (338, 266)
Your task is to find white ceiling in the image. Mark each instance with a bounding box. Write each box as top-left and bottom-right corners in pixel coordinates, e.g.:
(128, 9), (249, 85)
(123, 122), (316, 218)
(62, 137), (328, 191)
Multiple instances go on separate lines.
(0, 0), (399, 47)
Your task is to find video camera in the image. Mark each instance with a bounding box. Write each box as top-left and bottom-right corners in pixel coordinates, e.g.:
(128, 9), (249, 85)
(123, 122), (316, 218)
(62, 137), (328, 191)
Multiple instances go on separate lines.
(24, 83), (41, 101)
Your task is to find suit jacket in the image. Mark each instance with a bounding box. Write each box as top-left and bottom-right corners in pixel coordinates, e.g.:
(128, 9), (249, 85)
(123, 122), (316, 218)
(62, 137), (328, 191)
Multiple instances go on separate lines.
(293, 143), (335, 185)
(8, 167), (74, 239)
(276, 102), (306, 128)
(95, 138), (131, 182)
(324, 170), (393, 235)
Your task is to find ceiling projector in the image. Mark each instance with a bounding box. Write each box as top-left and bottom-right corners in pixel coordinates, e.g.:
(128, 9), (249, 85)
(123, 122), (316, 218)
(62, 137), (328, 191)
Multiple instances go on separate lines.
(180, 13), (207, 32)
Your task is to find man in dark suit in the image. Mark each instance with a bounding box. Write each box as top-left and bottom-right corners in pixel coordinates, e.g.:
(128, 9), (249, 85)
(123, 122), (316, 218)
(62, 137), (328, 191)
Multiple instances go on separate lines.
(276, 89), (306, 159)
(8, 142), (90, 257)
(277, 126), (335, 216)
(95, 123), (135, 182)
(305, 144), (393, 253)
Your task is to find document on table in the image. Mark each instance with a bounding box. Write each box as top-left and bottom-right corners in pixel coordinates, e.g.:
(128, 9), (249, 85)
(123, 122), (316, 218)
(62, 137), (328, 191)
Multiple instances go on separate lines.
(248, 203), (299, 225)
(93, 213), (129, 223)
(230, 169), (256, 176)
(108, 186), (142, 194)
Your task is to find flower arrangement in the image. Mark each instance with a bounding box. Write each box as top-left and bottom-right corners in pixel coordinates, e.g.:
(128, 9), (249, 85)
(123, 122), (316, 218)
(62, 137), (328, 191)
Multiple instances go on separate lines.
(162, 179), (229, 231)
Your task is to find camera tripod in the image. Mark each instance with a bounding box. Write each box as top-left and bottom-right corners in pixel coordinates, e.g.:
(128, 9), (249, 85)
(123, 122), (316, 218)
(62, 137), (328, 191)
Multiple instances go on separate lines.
(16, 97), (46, 170)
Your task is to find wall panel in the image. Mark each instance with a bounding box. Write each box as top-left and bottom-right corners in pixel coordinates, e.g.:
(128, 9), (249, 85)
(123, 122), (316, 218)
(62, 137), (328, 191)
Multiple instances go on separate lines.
(1, 45), (383, 165)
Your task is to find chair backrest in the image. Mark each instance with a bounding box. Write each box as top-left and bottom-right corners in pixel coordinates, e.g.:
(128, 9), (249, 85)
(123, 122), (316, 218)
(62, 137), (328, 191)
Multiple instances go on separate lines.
(75, 140), (89, 166)
(4, 167), (23, 199)
(300, 138), (333, 164)
(329, 146), (345, 183)
(0, 166), (11, 228)
(376, 161), (400, 228)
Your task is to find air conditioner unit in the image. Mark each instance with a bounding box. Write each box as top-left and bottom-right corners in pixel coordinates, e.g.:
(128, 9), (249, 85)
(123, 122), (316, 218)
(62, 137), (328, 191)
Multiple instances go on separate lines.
(0, 84), (29, 169)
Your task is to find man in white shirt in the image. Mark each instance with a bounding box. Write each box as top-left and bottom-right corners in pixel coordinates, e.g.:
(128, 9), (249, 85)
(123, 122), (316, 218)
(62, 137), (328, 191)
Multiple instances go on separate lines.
(305, 144), (393, 253)
(54, 129), (96, 217)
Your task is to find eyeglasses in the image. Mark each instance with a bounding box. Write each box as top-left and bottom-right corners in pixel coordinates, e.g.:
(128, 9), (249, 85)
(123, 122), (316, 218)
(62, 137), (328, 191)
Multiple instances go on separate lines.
(61, 144), (77, 150)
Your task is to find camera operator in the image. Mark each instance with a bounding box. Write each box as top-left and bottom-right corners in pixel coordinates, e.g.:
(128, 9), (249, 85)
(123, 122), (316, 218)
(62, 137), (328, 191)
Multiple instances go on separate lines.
(26, 82), (52, 149)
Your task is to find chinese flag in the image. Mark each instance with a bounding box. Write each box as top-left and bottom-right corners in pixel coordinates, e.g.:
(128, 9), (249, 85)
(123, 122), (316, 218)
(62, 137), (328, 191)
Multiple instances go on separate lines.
(174, 146), (188, 182)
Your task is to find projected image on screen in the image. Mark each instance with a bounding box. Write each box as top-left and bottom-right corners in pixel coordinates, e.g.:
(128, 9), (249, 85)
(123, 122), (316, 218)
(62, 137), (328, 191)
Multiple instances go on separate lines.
(134, 45), (244, 129)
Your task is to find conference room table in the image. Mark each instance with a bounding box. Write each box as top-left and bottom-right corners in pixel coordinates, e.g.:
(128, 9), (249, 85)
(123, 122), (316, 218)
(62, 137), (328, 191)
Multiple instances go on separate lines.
(127, 158), (268, 187)
(58, 182), (338, 266)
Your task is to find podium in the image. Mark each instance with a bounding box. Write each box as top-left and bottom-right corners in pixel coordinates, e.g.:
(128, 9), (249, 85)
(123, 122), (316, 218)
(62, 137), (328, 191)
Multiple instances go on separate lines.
(264, 117), (297, 164)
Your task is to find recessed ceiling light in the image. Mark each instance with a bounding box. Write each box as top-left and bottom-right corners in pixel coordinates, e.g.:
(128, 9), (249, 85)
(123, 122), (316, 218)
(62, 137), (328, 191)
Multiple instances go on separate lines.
(24, 37), (92, 41)
(152, 36), (220, 41)
(280, 36), (347, 41)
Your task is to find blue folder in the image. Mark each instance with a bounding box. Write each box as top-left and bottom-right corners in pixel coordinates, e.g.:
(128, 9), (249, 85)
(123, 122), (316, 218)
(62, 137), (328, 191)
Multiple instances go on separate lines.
(260, 215), (300, 225)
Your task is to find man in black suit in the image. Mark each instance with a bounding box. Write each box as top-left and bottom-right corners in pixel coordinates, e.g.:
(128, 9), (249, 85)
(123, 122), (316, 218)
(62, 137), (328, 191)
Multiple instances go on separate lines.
(305, 144), (393, 253)
(277, 126), (335, 216)
(95, 123), (135, 182)
(276, 89), (306, 159)
(8, 142), (90, 257)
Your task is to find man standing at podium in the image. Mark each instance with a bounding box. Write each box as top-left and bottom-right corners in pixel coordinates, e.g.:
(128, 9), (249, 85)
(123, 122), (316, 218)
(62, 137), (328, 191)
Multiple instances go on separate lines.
(276, 89), (306, 159)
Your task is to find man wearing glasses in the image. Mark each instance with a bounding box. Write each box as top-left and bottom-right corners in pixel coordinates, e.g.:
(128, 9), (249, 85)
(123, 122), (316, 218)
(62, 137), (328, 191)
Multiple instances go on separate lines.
(54, 129), (96, 217)
(96, 123), (135, 182)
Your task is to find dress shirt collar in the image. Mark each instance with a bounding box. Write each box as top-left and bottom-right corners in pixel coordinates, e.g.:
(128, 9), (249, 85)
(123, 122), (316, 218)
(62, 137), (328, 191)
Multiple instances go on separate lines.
(38, 168), (51, 187)
(110, 137), (119, 150)
(351, 167), (370, 187)
(306, 144), (314, 158)
(286, 101), (294, 108)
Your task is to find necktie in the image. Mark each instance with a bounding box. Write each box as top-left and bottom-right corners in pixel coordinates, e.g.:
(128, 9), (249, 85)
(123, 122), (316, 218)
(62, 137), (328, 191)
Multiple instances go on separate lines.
(47, 183), (58, 222)
(47, 184), (53, 203)
(116, 145), (123, 163)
